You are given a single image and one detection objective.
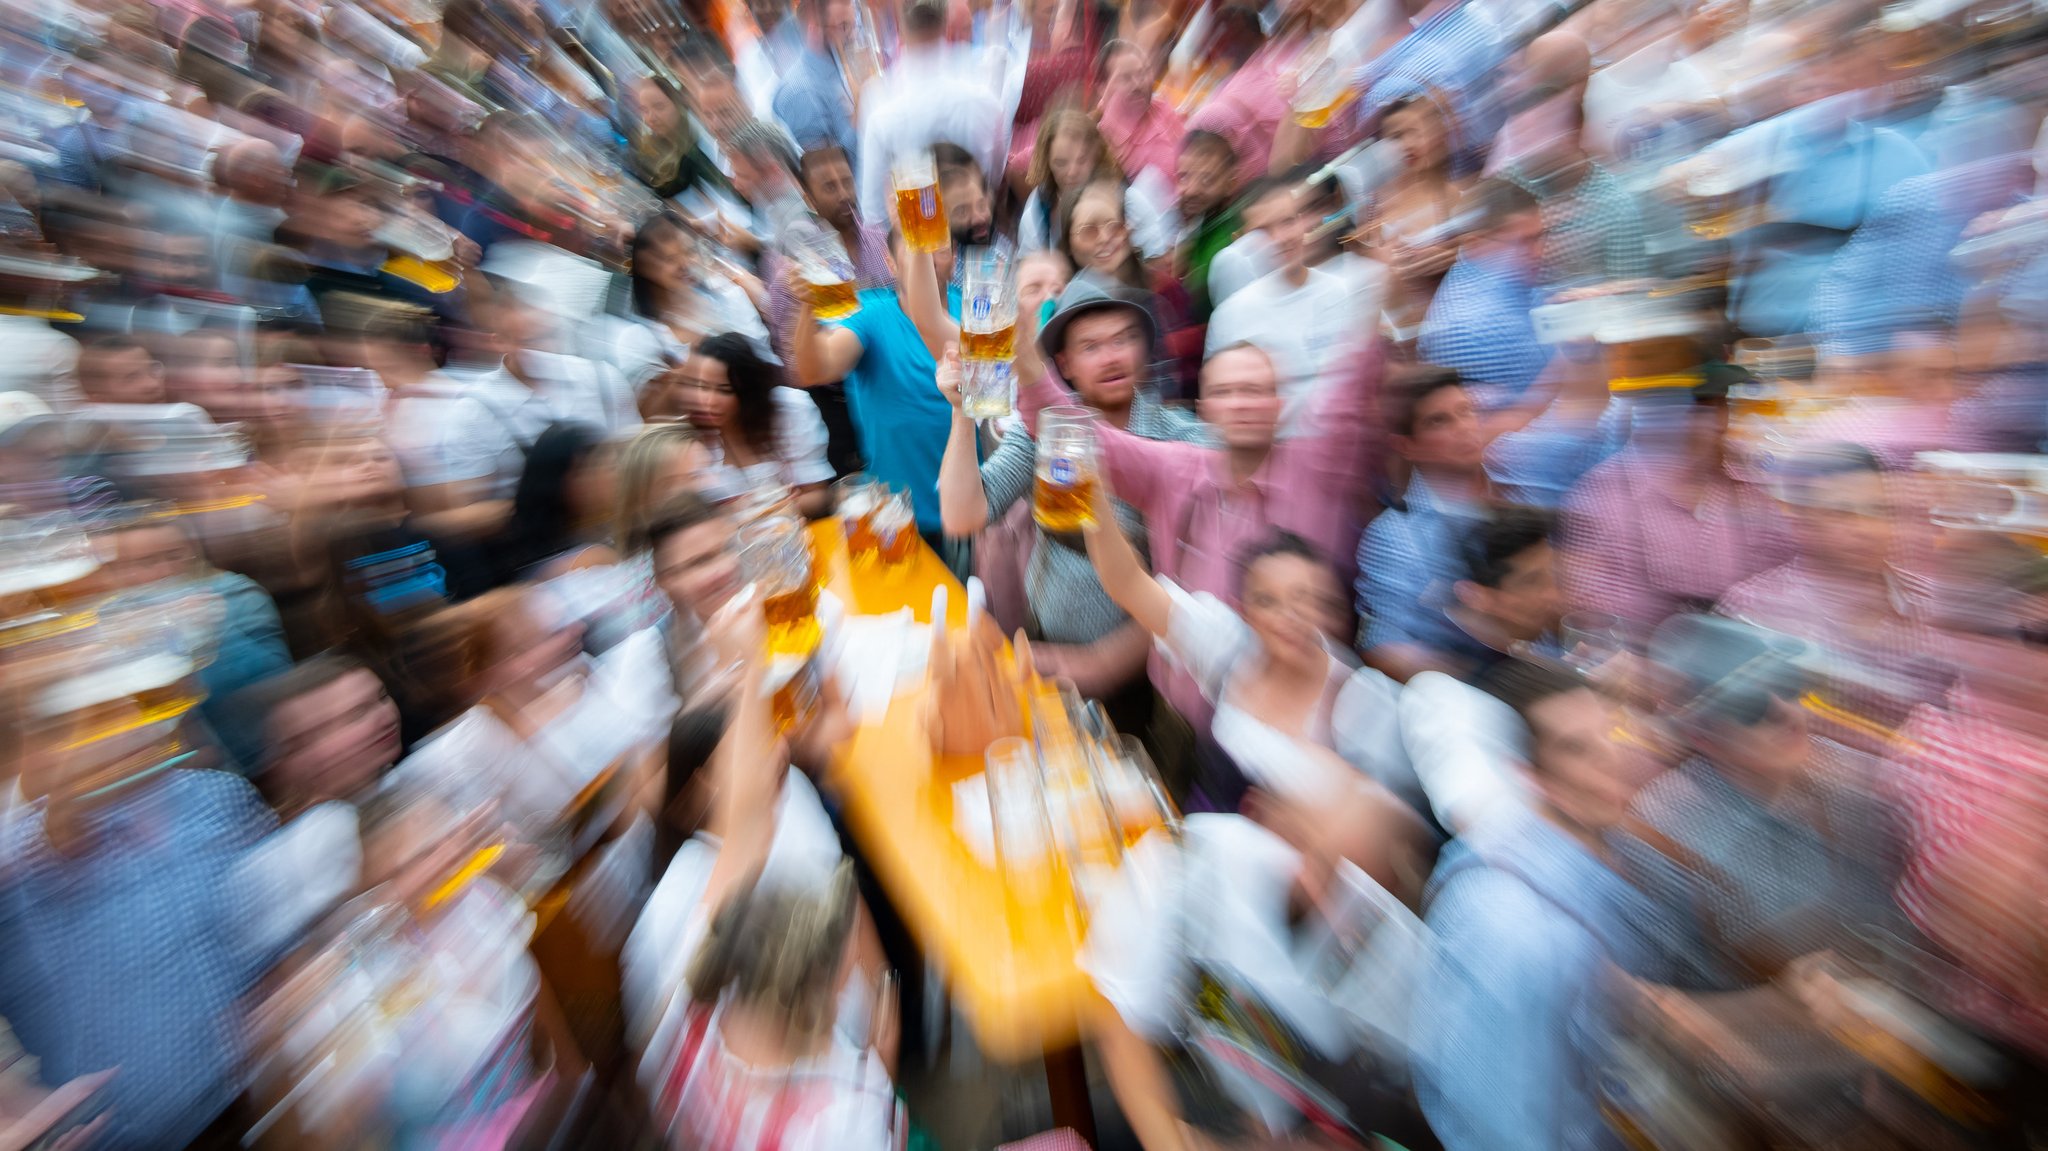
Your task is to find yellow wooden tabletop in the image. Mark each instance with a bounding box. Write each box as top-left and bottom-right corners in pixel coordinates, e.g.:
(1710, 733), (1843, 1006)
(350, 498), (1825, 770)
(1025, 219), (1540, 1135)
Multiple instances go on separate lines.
(808, 521), (1097, 1061)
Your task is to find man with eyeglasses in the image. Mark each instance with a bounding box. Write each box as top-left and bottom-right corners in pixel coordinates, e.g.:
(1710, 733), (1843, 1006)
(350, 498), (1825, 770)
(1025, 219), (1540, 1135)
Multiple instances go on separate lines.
(1011, 284), (1384, 729)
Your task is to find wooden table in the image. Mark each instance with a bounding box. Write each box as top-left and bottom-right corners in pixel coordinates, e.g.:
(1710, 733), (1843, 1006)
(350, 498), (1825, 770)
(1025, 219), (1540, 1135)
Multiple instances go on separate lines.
(810, 522), (1101, 1136)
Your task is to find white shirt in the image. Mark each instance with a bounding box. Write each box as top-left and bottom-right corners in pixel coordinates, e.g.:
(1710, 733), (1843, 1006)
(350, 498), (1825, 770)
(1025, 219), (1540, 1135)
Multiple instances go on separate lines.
(1082, 815), (1429, 1102)
(1203, 265), (1368, 437)
(694, 387), (835, 502)
(854, 45), (1009, 225)
(389, 628), (678, 827)
(1159, 581), (1411, 804)
(625, 770), (845, 1086)
(1396, 671), (1533, 835)
(385, 371), (527, 496)
(512, 348), (641, 434)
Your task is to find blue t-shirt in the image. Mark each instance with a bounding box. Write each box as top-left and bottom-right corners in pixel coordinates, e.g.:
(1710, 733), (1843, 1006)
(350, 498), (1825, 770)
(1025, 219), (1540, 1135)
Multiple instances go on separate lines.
(831, 286), (965, 532)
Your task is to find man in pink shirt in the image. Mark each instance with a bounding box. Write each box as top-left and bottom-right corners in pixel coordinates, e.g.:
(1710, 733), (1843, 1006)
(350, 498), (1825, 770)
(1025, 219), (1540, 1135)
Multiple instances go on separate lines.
(1014, 294), (1384, 723)
(1094, 40), (1186, 187)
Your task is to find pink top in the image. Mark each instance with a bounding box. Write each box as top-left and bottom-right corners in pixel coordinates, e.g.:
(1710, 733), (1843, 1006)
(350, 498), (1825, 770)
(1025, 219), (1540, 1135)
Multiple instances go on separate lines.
(1020, 342), (1383, 721)
(1185, 41), (1297, 184)
(1098, 93), (1188, 187)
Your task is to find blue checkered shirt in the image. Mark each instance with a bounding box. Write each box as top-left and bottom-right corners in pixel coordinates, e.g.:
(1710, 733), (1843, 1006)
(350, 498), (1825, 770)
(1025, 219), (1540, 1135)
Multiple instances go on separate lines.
(0, 770), (277, 1150)
(1418, 250), (1548, 410)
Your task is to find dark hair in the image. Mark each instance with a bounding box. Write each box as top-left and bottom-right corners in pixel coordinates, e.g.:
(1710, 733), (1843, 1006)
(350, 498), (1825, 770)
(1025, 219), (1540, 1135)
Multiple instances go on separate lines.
(503, 422), (606, 574)
(645, 489), (723, 554)
(1237, 173), (1300, 215)
(933, 142), (982, 192)
(1477, 656), (1590, 770)
(658, 703), (730, 866)
(1181, 128), (1236, 164)
(693, 332), (781, 460)
(903, 0), (947, 37)
(1235, 529), (1325, 597)
(1461, 505), (1556, 590)
(1469, 177), (1540, 231)
(797, 145), (854, 192)
(1387, 364), (1465, 437)
(630, 213), (691, 319)
(1093, 37), (1141, 87)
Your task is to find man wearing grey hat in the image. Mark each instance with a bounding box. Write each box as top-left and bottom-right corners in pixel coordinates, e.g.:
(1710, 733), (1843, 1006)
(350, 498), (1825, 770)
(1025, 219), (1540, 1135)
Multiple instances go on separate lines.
(931, 270), (1207, 737)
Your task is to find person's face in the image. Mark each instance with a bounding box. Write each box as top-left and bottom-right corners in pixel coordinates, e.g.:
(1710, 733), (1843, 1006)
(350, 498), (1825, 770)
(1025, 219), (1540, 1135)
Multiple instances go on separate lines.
(1243, 185), (1311, 274)
(303, 436), (404, 507)
(640, 226), (693, 295)
(802, 155), (859, 230)
(1699, 693), (1810, 787)
(106, 524), (197, 589)
(1176, 143), (1234, 220)
(1383, 103), (1448, 173)
(1049, 129), (1099, 193)
(167, 334), (244, 415)
(1053, 309), (1146, 409)
(1398, 385), (1483, 471)
(942, 171), (993, 247)
(228, 146), (292, 206)
(1103, 46), (1148, 107)
(820, 0), (856, 44)
(1197, 347), (1284, 451)
(631, 79), (682, 137)
(1069, 190), (1131, 275)
(653, 439), (710, 502)
(654, 518), (743, 619)
(1465, 542), (1562, 641)
(678, 355), (739, 432)
(81, 346), (166, 405)
(486, 603), (585, 695)
(267, 669), (400, 809)
(1241, 552), (1338, 665)
(1797, 469), (1893, 573)
(1525, 687), (1646, 832)
(327, 189), (384, 250)
(1017, 253), (1069, 310)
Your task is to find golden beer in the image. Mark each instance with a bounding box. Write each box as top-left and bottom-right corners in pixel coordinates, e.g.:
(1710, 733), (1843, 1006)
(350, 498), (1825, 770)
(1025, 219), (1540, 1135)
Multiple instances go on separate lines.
(1291, 84), (1357, 129)
(763, 582), (821, 657)
(766, 655), (819, 734)
(878, 517), (917, 569)
(961, 322), (1017, 361)
(894, 183), (949, 252)
(845, 511), (882, 569)
(806, 275), (861, 321)
(1034, 472), (1097, 533)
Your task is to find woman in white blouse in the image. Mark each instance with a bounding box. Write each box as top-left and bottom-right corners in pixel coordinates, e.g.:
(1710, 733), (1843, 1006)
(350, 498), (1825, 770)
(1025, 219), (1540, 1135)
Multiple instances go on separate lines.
(1080, 479), (1419, 812)
(670, 333), (832, 515)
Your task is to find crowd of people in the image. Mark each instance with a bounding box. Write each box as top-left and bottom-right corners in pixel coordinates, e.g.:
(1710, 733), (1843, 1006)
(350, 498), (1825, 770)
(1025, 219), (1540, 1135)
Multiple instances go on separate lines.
(2, 0), (2048, 1144)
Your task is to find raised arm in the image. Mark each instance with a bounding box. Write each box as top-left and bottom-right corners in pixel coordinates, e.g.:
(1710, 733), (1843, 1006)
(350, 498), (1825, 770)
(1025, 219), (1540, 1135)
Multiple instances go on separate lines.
(1081, 475), (1172, 639)
(699, 594), (783, 914)
(900, 244), (960, 362)
(933, 345), (993, 536)
(786, 267), (865, 388)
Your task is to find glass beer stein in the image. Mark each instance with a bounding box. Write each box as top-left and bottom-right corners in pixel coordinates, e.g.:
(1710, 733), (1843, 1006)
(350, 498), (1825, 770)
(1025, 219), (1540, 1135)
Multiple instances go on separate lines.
(1034, 407), (1099, 533)
(891, 149), (948, 253)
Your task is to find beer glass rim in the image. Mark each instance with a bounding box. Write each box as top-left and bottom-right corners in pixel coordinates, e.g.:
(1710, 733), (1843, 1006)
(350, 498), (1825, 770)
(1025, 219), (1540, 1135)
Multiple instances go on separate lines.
(890, 148), (936, 183)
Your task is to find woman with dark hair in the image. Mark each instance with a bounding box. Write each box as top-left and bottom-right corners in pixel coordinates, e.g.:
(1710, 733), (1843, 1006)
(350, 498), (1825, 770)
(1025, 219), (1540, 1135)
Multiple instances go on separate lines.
(1058, 180), (1199, 394)
(1082, 471), (1413, 813)
(614, 214), (771, 390)
(675, 332), (831, 514)
(493, 421), (620, 580)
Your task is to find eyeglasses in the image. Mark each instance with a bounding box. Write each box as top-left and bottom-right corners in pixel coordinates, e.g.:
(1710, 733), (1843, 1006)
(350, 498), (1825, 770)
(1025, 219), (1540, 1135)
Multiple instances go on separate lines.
(1071, 221), (1122, 243)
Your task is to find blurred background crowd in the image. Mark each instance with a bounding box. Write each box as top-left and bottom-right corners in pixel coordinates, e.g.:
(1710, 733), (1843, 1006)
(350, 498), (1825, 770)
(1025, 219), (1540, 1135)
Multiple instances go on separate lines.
(3, 0), (2048, 1144)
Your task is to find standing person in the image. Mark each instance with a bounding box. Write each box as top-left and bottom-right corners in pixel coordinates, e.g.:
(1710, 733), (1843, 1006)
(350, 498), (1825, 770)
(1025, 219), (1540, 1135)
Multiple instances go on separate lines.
(1057, 181), (1198, 395)
(1358, 95), (1469, 347)
(618, 214), (774, 389)
(853, 0), (1008, 226)
(789, 227), (963, 557)
(1094, 38), (1187, 190)
(1014, 296), (1384, 729)
(1204, 175), (1361, 428)
(1559, 376), (1791, 635)
(1416, 179), (1549, 413)
(1416, 657), (1662, 1151)
(770, 0), (862, 162)
(1017, 110), (1172, 260)
(1174, 128), (1243, 327)
(490, 422), (621, 581)
(1355, 369), (1493, 683)
(674, 332), (833, 514)
(933, 276), (1206, 746)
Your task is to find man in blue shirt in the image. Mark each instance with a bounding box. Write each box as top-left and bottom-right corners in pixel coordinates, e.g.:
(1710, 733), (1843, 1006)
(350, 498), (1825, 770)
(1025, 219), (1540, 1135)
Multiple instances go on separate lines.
(770, 0), (861, 166)
(790, 226), (965, 555)
(1417, 657), (1661, 1151)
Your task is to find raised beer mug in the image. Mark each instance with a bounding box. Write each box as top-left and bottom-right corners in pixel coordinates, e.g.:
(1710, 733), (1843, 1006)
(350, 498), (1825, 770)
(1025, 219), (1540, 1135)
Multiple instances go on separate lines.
(790, 225), (861, 320)
(891, 148), (948, 253)
(1034, 406), (1098, 534)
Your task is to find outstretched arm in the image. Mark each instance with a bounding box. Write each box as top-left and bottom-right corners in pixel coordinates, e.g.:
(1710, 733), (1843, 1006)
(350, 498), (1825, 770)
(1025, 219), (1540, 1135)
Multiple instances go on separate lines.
(900, 243), (960, 361)
(1081, 475), (1172, 640)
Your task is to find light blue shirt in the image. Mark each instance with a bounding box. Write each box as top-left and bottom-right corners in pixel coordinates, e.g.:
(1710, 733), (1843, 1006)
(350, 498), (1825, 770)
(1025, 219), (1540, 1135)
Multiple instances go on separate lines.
(1356, 470), (1485, 655)
(1418, 811), (1656, 1151)
(830, 286), (963, 532)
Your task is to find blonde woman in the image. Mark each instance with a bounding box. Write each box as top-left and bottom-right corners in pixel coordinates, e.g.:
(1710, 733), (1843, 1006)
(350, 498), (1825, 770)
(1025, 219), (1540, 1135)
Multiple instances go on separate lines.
(1018, 108), (1175, 260)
